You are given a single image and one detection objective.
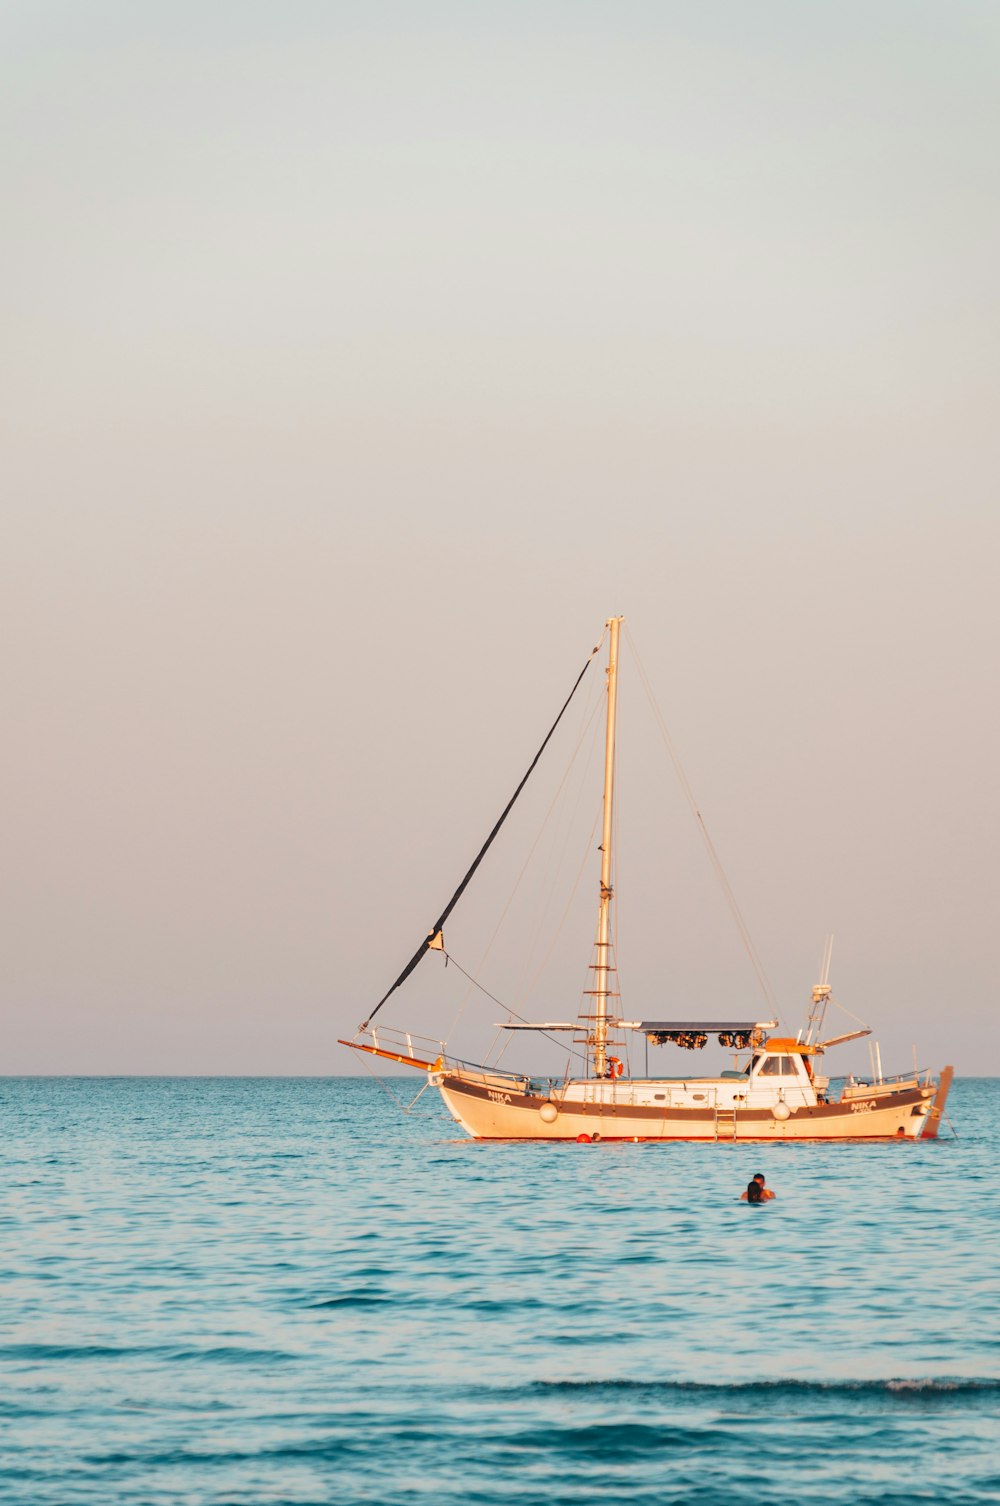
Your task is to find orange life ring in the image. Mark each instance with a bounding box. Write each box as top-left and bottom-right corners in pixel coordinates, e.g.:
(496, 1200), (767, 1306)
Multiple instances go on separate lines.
(608, 1056), (623, 1079)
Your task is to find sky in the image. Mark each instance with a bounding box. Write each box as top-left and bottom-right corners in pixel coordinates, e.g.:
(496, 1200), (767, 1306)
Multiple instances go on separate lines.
(2, 1), (998, 1074)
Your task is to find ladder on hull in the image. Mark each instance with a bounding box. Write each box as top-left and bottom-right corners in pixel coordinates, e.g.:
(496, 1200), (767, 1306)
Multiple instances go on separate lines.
(715, 1106), (737, 1141)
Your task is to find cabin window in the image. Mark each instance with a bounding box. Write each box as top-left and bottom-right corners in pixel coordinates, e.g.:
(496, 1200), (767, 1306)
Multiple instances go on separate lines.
(757, 1054), (799, 1077)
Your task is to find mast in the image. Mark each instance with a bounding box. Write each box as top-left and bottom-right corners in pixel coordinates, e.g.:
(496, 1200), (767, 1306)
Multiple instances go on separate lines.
(592, 616), (623, 1077)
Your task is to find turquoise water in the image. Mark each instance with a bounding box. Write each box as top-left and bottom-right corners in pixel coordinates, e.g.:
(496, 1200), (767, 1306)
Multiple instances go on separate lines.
(2, 1076), (997, 1504)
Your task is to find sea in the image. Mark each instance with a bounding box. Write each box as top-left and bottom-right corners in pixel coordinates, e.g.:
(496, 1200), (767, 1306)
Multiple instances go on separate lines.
(2, 1076), (997, 1505)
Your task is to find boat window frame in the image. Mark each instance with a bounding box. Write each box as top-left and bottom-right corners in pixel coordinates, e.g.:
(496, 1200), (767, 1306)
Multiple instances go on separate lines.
(754, 1053), (805, 1079)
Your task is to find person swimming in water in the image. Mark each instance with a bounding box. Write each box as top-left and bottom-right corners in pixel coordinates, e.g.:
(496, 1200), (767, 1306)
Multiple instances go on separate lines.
(740, 1173), (776, 1203)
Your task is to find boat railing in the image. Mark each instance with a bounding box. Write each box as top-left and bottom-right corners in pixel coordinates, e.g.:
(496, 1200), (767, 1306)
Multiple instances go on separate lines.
(366, 1027), (530, 1086)
(442, 1060), (533, 1087)
(841, 1068), (932, 1096)
(369, 1025), (447, 1063)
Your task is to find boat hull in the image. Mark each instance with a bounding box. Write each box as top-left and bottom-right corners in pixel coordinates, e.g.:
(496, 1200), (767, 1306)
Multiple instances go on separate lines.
(435, 1072), (946, 1141)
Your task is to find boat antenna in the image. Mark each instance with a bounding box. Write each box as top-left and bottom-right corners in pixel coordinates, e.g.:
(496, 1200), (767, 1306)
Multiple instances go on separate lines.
(802, 936), (872, 1052)
(802, 934), (834, 1045)
(359, 634), (604, 1030)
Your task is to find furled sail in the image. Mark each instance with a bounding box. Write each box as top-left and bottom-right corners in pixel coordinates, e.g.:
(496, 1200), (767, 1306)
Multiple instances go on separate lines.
(359, 641), (601, 1029)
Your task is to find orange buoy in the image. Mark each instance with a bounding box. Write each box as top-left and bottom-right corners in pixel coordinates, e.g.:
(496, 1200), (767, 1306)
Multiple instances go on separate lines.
(576, 1133), (592, 1143)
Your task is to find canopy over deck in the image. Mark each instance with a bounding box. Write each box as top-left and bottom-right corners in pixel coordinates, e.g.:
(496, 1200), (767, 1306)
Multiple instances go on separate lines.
(632, 1020), (777, 1033)
(633, 1019), (777, 1049)
(496, 1018), (777, 1037)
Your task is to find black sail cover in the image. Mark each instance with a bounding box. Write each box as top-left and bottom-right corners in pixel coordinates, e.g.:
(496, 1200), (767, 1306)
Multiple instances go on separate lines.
(360, 643), (600, 1030)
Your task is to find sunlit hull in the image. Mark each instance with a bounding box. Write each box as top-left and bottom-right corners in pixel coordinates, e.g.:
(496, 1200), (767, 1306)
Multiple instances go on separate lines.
(435, 1069), (952, 1142)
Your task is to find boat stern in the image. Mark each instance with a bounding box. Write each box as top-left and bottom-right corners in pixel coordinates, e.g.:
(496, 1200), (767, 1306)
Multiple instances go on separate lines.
(919, 1065), (955, 1139)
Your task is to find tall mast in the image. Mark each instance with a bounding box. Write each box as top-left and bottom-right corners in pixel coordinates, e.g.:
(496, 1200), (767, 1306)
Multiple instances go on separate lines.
(592, 616), (623, 1077)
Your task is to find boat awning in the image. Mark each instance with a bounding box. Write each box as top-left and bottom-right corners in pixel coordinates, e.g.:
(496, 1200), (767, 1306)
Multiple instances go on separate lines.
(631, 1020), (776, 1033)
(496, 1018), (777, 1035)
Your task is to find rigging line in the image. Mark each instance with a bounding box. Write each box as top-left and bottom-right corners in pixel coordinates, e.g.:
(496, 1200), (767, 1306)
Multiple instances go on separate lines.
(613, 665), (622, 1013)
(516, 686), (606, 1000)
(486, 1026), (513, 1070)
(826, 994), (871, 1030)
(405, 1078), (434, 1113)
(444, 671), (606, 1048)
(515, 793), (604, 1013)
(356, 1051), (420, 1114)
(445, 952), (592, 1069)
(361, 633), (605, 1030)
(623, 623), (781, 1020)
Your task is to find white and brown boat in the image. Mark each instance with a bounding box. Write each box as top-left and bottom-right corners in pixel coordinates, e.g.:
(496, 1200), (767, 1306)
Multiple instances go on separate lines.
(342, 617), (953, 1142)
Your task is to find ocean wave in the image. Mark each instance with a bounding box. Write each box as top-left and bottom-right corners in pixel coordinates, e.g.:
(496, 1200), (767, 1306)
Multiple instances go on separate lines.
(303, 1293), (395, 1310)
(0, 1343), (296, 1364)
(497, 1376), (1000, 1402)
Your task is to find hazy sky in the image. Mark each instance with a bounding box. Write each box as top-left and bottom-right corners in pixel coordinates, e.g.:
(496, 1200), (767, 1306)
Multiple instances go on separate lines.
(3, 2), (998, 1074)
